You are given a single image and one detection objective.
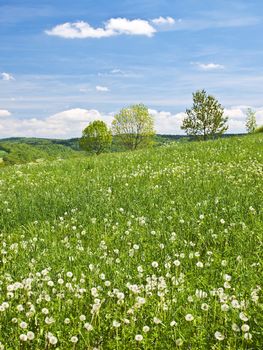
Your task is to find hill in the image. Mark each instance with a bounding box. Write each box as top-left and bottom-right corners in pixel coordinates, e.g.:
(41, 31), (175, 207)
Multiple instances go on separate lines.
(0, 138), (82, 165)
(0, 134), (246, 166)
(0, 134), (262, 349)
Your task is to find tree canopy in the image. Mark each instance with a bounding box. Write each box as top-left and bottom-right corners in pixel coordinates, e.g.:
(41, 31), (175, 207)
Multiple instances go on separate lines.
(181, 90), (228, 140)
(245, 108), (257, 133)
(112, 104), (155, 150)
(79, 120), (112, 154)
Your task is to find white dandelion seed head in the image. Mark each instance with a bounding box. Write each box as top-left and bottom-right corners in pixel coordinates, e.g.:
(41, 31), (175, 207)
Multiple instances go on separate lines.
(143, 326), (150, 333)
(70, 336), (78, 343)
(214, 331), (225, 341)
(241, 324), (250, 332)
(135, 334), (143, 341)
(185, 314), (194, 321)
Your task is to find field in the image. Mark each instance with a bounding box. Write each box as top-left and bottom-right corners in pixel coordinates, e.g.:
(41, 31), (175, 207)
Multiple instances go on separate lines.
(0, 134), (262, 349)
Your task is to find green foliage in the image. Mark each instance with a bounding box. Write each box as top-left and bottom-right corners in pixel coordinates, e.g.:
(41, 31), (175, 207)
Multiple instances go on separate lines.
(0, 134), (262, 349)
(246, 108), (257, 133)
(181, 90), (228, 140)
(112, 104), (155, 150)
(255, 125), (263, 133)
(79, 120), (112, 154)
(0, 141), (80, 165)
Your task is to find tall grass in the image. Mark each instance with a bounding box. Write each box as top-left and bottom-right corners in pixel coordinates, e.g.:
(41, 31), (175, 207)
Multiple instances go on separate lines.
(0, 134), (262, 349)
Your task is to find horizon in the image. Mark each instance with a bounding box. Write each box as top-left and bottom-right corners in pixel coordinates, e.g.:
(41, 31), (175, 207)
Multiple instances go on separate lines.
(1, 0), (263, 138)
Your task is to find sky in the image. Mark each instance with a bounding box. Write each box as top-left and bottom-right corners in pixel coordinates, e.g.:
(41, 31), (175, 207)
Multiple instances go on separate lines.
(0, 0), (263, 138)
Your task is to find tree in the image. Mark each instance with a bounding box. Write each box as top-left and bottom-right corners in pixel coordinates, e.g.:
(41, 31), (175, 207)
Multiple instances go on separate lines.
(245, 108), (257, 133)
(112, 104), (155, 150)
(181, 90), (228, 140)
(79, 120), (112, 154)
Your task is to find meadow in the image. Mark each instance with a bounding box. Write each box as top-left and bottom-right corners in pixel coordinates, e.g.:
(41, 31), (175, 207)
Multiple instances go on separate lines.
(0, 134), (262, 349)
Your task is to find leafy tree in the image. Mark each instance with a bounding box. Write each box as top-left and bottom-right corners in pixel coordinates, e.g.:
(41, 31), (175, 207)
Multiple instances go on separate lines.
(79, 120), (112, 154)
(181, 90), (228, 140)
(112, 104), (155, 150)
(245, 108), (257, 133)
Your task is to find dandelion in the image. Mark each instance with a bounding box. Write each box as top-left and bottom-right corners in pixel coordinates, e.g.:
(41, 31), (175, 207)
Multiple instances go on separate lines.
(17, 305), (24, 312)
(48, 335), (58, 345)
(42, 308), (49, 315)
(84, 323), (93, 331)
(143, 326), (150, 333)
(185, 314), (194, 321)
(113, 320), (121, 328)
(27, 331), (35, 340)
(79, 315), (86, 321)
(152, 261), (158, 268)
(201, 303), (209, 311)
(176, 338), (183, 346)
(19, 334), (27, 341)
(223, 274), (232, 281)
(45, 317), (55, 325)
(221, 304), (229, 312)
(153, 317), (162, 324)
(244, 332), (252, 340)
(135, 334), (143, 341)
(170, 320), (177, 326)
(241, 324), (250, 332)
(239, 312), (249, 322)
(214, 331), (225, 341)
(231, 299), (240, 308)
(196, 261), (204, 268)
(173, 260), (181, 266)
(70, 336), (78, 343)
(20, 321), (28, 329)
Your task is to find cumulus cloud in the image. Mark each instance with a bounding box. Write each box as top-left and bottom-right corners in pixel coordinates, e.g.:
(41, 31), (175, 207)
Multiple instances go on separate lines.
(149, 109), (185, 134)
(224, 107), (263, 130)
(0, 106), (262, 139)
(0, 109), (11, 117)
(1, 72), (15, 81)
(152, 16), (176, 25)
(46, 18), (156, 39)
(196, 63), (225, 71)
(0, 109), (113, 138)
(96, 85), (109, 92)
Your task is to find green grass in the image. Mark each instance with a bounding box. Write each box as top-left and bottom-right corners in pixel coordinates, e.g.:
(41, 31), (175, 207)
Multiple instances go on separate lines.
(0, 134), (262, 349)
(0, 141), (82, 166)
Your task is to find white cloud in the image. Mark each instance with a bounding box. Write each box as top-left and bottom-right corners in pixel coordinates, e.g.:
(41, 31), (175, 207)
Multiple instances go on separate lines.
(152, 16), (176, 25)
(1, 72), (15, 81)
(46, 18), (156, 39)
(96, 85), (109, 92)
(196, 63), (225, 71)
(0, 108), (113, 138)
(149, 109), (185, 134)
(0, 109), (11, 117)
(1, 106), (263, 139)
(110, 69), (123, 74)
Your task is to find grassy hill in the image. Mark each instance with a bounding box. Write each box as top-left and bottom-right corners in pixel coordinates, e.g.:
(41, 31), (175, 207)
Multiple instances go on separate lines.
(0, 134), (246, 166)
(0, 134), (262, 349)
(0, 138), (82, 165)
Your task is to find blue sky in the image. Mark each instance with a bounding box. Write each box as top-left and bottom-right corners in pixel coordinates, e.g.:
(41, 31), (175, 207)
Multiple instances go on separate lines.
(0, 0), (263, 137)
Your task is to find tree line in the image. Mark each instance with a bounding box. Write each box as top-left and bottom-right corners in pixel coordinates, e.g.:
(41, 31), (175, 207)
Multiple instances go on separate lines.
(80, 89), (261, 154)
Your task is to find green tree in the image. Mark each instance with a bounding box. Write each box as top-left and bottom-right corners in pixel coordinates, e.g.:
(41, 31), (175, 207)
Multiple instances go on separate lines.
(245, 108), (257, 133)
(79, 120), (112, 154)
(181, 90), (228, 140)
(112, 104), (155, 150)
